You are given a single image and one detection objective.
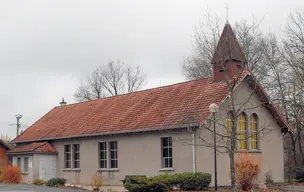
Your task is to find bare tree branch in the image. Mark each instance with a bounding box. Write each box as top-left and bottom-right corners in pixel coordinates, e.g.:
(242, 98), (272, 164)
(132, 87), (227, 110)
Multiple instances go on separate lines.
(74, 60), (147, 102)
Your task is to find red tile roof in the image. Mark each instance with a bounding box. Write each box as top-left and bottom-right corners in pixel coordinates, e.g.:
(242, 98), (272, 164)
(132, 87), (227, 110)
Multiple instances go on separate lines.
(13, 77), (230, 142)
(0, 139), (13, 150)
(12, 70), (289, 143)
(8, 142), (57, 153)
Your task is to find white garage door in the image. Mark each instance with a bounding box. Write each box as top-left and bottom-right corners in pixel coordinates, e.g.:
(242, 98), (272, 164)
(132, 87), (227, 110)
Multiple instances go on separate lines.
(39, 154), (57, 181)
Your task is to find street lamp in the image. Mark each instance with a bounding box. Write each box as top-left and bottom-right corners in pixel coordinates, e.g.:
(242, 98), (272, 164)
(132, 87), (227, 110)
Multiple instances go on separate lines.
(209, 103), (219, 191)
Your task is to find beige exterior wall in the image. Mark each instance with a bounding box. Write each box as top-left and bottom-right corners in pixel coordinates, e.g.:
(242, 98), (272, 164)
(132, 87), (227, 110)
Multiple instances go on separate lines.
(52, 130), (194, 185)
(51, 80), (284, 186)
(195, 80), (285, 186)
(12, 154), (35, 183)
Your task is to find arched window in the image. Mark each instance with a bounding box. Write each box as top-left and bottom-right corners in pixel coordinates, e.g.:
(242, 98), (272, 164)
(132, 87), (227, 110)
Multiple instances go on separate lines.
(250, 114), (258, 150)
(226, 112), (234, 148)
(238, 113), (247, 150)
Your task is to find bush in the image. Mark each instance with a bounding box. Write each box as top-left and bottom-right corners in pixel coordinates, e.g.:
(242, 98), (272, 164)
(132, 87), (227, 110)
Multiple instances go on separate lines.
(92, 173), (104, 190)
(123, 172), (211, 192)
(0, 168), (4, 183)
(33, 179), (46, 185)
(235, 151), (261, 191)
(293, 166), (304, 182)
(46, 177), (67, 187)
(172, 172), (211, 191)
(265, 169), (274, 184)
(2, 165), (22, 184)
(124, 176), (168, 192)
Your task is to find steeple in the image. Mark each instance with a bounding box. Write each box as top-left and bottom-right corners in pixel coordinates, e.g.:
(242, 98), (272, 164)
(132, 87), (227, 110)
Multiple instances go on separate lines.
(211, 22), (247, 81)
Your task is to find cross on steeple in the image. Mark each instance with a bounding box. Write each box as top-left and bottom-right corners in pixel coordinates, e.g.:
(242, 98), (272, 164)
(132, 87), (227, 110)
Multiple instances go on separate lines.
(225, 3), (229, 24)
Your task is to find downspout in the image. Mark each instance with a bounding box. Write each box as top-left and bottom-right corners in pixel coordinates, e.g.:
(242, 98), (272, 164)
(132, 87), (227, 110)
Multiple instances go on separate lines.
(192, 129), (196, 173)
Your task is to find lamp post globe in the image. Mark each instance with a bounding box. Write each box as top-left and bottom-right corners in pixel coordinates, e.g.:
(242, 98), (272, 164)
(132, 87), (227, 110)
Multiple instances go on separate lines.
(209, 103), (219, 113)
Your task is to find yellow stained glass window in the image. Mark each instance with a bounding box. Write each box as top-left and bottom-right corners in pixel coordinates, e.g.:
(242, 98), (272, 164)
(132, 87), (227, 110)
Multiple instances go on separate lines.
(250, 114), (258, 150)
(238, 113), (247, 150)
(226, 112), (233, 148)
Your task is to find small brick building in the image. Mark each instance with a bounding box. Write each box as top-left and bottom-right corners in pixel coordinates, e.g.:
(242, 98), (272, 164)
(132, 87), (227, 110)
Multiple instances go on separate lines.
(0, 139), (12, 168)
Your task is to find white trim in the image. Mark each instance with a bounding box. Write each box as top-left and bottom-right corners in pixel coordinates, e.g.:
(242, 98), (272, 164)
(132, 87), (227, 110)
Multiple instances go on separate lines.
(97, 168), (119, 172)
(63, 168), (81, 171)
(159, 168), (174, 172)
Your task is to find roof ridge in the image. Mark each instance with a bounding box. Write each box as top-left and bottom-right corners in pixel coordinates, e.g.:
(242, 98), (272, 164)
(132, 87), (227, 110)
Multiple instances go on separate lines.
(61, 76), (213, 107)
(31, 142), (47, 151)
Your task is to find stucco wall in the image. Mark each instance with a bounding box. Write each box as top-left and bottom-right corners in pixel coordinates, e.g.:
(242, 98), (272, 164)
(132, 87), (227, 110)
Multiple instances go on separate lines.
(52, 130), (194, 185)
(194, 80), (284, 186)
(12, 155), (34, 183)
(51, 80), (284, 186)
(231, 80), (284, 183)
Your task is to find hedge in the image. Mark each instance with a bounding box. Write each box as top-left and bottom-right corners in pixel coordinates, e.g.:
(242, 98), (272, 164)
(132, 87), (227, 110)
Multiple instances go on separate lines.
(172, 172), (211, 191)
(33, 179), (46, 185)
(123, 172), (211, 192)
(46, 177), (67, 187)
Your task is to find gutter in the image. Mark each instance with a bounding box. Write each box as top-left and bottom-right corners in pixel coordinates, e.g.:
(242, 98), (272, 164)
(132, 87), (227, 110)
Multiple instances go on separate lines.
(7, 151), (58, 155)
(12, 123), (199, 144)
(192, 130), (196, 173)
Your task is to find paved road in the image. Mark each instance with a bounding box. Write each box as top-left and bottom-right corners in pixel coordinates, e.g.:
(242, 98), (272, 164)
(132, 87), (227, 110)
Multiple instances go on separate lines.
(0, 184), (86, 192)
(281, 186), (304, 191)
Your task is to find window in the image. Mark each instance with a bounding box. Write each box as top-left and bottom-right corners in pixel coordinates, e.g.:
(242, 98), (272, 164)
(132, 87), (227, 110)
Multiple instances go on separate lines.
(250, 114), (258, 150)
(161, 137), (173, 168)
(226, 112), (234, 148)
(17, 157), (21, 168)
(64, 144), (80, 169)
(73, 144), (80, 168)
(23, 157), (29, 173)
(99, 142), (107, 168)
(110, 141), (118, 168)
(238, 113), (247, 150)
(64, 145), (71, 168)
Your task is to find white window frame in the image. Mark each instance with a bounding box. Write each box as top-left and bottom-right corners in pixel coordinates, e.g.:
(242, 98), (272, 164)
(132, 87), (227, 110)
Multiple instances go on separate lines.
(109, 141), (118, 169)
(17, 157), (22, 168)
(73, 144), (80, 169)
(64, 144), (72, 169)
(99, 142), (107, 169)
(98, 141), (118, 170)
(161, 137), (173, 168)
(64, 144), (80, 169)
(23, 157), (29, 173)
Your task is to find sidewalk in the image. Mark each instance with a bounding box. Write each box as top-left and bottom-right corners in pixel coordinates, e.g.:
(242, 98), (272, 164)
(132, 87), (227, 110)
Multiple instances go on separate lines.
(83, 186), (127, 192)
(280, 186), (304, 191)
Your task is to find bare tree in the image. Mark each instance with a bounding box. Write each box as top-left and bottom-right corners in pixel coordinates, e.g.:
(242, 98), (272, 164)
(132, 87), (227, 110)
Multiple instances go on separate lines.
(177, 66), (275, 191)
(277, 9), (304, 179)
(179, 13), (295, 190)
(74, 60), (146, 102)
(283, 9), (304, 86)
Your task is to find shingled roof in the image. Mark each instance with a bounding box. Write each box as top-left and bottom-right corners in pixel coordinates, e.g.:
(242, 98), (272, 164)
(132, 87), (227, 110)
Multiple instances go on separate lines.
(0, 139), (13, 150)
(13, 76), (230, 143)
(12, 70), (289, 143)
(8, 142), (57, 154)
(212, 23), (247, 64)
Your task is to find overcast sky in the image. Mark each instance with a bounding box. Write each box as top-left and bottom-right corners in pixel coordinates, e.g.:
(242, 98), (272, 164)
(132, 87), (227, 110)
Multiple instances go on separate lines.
(0, 0), (303, 139)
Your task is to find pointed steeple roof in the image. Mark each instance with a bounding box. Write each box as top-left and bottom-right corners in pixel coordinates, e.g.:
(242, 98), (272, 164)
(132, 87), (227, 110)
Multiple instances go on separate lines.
(211, 23), (247, 64)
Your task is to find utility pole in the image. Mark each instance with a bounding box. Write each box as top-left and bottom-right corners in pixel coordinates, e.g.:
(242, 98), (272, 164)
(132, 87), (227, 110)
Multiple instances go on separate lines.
(15, 114), (23, 137)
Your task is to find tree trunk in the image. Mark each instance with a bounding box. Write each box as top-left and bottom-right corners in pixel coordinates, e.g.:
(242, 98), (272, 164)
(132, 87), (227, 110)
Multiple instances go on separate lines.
(229, 151), (236, 192)
(297, 130), (304, 165)
(289, 132), (297, 166)
(230, 117), (237, 192)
